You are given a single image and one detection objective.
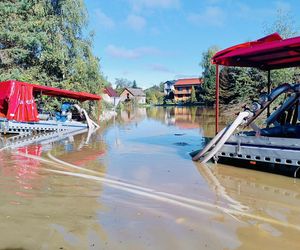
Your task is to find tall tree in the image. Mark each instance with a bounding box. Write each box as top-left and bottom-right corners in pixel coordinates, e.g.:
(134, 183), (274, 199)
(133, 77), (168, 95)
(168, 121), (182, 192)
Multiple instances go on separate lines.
(263, 9), (297, 39)
(263, 8), (300, 89)
(132, 80), (137, 88)
(190, 86), (197, 103)
(0, 0), (103, 95)
(115, 78), (132, 93)
(200, 46), (219, 104)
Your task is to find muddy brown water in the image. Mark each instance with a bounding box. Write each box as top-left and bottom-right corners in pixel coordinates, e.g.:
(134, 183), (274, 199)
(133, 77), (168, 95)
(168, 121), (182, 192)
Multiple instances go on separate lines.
(0, 107), (300, 250)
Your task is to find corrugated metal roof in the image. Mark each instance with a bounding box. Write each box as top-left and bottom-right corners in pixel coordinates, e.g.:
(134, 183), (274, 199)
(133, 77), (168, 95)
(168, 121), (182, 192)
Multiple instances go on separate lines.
(126, 88), (146, 96)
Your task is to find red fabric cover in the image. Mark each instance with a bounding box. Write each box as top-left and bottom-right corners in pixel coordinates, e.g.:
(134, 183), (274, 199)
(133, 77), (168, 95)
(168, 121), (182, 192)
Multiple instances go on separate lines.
(0, 81), (39, 122)
(212, 33), (300, 70)
(0, 80), (101, 122)
(31, 84), (101, 101)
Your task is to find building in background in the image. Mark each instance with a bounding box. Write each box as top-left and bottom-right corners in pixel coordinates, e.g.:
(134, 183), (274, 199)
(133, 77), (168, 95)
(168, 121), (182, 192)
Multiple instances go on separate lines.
(173, 78), (203, 102)
(164, 80), (176, 95)
(120, 88), (146, 104)
(102, 87), (120, 107)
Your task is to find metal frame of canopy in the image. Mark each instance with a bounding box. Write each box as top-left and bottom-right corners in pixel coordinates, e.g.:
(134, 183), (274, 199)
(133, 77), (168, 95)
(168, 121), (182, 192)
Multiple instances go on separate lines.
(0, 80), (101, 123)
(211, 33), (300, 134)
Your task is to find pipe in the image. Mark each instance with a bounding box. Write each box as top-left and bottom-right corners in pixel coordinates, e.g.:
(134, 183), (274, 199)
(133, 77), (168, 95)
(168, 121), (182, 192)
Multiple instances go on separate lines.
(201, 111), (250, 163)
(246, 83), (292, 127)
(74, 104), (99, 130)
(294, 167), (300, 178)
(192, 126), (228, 161)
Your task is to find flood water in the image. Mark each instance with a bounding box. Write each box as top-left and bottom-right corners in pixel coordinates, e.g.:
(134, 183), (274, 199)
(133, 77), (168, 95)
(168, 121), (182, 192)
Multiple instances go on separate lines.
(0, 107), (300, 250)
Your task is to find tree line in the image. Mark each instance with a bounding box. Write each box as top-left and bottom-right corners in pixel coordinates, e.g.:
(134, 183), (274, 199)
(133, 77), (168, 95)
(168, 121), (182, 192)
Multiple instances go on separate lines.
(200, 9), (300, 107)
(0, 0), (104, 96)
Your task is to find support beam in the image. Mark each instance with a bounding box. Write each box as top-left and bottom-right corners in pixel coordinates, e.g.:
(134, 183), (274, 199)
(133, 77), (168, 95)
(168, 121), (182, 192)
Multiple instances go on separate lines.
(267, 70), (271, 117)
(215, 64), (220, 135)
(98, 100), (101, 122)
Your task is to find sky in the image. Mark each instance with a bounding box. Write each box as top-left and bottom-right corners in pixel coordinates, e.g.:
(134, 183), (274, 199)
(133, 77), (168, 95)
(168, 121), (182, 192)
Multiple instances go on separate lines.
(85, 0), (300, 89)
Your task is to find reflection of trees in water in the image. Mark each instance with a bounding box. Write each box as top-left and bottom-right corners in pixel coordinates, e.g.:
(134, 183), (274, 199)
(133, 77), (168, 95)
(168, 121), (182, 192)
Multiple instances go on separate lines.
(50, 131), (107, 171)
(146, 107), (165, 122)
(0, 131), (108, 249)
(145, 106), (226, 136)
(196, 163), (300, 249)
(113, 107), (147, 126)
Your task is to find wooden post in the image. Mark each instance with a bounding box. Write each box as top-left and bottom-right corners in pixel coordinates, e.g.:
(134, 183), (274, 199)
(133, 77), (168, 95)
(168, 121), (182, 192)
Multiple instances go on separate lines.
(215, 64), (220, 135)
(267, 70), (271, 117)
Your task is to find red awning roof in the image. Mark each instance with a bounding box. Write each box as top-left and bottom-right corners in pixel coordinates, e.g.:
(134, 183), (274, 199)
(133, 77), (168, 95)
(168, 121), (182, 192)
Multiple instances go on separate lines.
(174, 78), (203, 86)
(0, 80), (101, 122)
(30, 83), (101, 101)
(104, 87), (118, 97)
(212, 33), (300, 70)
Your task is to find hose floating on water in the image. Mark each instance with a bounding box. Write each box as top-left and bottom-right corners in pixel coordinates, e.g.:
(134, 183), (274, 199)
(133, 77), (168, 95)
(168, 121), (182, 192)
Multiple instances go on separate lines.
(193, 111), (250, 163)
(192, 126), (228, 161)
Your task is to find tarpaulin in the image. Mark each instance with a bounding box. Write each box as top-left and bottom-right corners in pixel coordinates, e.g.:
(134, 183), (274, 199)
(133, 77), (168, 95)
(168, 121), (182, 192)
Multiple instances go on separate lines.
(0, 80), (39, 122)
(0, 80), (101, 122)
(212, 33), (300, 70)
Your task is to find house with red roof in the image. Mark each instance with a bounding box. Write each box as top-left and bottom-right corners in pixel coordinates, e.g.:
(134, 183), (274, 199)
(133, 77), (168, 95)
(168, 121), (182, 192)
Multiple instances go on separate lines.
(173, 78), (203, 102)
(102, 87), (120, 106)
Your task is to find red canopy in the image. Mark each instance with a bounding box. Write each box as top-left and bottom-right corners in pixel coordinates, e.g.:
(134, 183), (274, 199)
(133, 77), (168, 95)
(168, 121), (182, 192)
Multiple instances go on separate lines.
(0, 80), (101, 122)
(31, 83), (101, 101)
(212, 33), (300, 70)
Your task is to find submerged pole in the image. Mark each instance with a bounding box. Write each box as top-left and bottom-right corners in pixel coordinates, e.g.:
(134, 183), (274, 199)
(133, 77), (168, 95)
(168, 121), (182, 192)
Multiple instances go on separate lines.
(267, 70), (271, 117)
(215, 64), (220, 135)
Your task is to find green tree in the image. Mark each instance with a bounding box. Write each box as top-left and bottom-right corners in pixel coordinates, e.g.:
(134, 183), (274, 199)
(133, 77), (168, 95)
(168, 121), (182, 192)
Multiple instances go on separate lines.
(115, 78), (132, 93)
(132, 80), (137, 88)
(263, 9), (297, 39)
(149, 92), (158, 104)
(200, 46), (219, 104)
(159, 82), (165, 92)
(263, 8), (300, 90)
(0, 0), (103, 96)
(190, 86), (197, 103)
(145, 84), (164, 104)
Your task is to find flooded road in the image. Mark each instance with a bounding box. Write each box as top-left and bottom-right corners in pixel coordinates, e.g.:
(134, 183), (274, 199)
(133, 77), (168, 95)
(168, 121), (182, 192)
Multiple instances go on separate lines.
(0, 107), (300, 250)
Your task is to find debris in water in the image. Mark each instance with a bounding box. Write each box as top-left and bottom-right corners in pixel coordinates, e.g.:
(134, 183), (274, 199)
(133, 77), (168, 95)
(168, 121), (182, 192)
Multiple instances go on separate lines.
(174, 142), (189, 146)
(174, 133), (185, 136)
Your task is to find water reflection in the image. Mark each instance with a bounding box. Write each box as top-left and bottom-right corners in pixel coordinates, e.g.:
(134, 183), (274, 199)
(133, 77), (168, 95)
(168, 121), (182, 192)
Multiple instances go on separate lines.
(0, 130), (108, 249)
(146, 106), (226, 137)
(196, 163), (300, 249)
(0, 107), (299, 249)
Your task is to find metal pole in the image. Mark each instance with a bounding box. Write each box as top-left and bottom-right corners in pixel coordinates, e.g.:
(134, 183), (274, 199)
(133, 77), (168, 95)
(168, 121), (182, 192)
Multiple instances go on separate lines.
(98, 100), (101, 122)
(215, 64), (220, 135)
(267, 70), (271, 117)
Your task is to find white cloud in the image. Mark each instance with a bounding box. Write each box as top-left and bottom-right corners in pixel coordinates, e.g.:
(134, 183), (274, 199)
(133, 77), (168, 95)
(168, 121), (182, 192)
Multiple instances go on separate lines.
(275, 1), (291, 12)
(234, 3), (276, 21)
(188, 6), (226, 27)
(149, 64), (174, 73)
(95, 9), (115, 29)
(129, 0), (180, 11)
(126, 14), (147, 31)
(106, 45), (162, 59)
